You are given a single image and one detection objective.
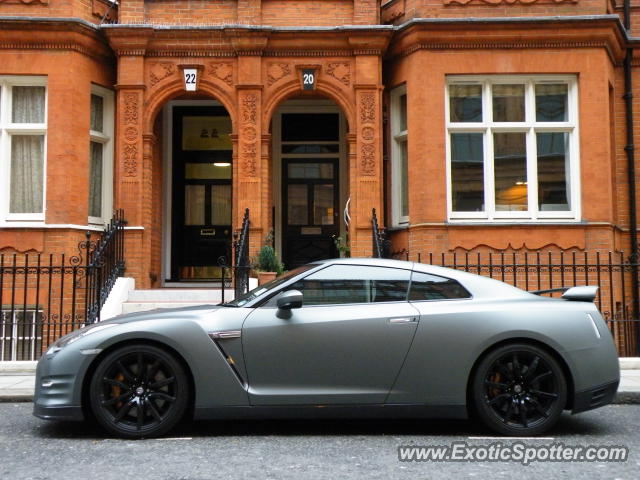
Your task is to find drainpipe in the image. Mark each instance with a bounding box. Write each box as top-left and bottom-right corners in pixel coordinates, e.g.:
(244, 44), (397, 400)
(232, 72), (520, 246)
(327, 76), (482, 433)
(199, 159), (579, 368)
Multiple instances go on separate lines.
(623, 1), (640, 338)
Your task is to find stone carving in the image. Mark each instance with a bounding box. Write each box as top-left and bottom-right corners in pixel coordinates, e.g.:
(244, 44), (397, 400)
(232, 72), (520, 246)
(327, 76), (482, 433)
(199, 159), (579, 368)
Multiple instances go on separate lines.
(149, 62), (176, 86)
(361, 144), (375, 176)
(242, 94), (258, 125)
(360, 93), (375, 123)
(123, 144), (137, 177)
(208, 62), (233, 86)
(242, 126), (257, 142)
(445, 0), (576, 4)
(267, 62), (291, 86)
(362, 126), (374, 141)
(123, 92), (139, 125)
(241, 143), (257, 177)
(124, 127), (138, 142)
(326, 62), (350, 86)
(240, 93), (259, 176)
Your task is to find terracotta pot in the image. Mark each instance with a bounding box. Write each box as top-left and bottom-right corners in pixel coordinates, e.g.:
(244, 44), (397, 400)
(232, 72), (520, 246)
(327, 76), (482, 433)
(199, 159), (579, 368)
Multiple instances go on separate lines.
(257, 271), (277, 285)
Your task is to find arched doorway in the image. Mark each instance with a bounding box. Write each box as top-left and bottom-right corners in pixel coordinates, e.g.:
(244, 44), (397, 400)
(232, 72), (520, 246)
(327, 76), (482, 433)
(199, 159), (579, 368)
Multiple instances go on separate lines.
(162, 99), (233, 283)
(271, 98), (348, 269)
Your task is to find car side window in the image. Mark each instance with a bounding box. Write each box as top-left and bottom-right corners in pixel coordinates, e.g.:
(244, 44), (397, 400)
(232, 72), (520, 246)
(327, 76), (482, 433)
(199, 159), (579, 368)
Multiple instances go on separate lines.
(288, 264), (411, 306)
(409, 271), (471, 301)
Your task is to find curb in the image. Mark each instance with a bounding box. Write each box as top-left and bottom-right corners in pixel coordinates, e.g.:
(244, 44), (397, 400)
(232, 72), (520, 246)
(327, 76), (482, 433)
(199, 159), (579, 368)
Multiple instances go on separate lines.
(0, 361), (37, 374)
(0, 394), (33, 403)
(612, 391), (640, 404)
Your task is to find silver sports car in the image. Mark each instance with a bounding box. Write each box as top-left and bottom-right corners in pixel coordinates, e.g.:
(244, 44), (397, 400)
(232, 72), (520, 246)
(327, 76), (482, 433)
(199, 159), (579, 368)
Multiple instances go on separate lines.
(33, 258), (620, 438)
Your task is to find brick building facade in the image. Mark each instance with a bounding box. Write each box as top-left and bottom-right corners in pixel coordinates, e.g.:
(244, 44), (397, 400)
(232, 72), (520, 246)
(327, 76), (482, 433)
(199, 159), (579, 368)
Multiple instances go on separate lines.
(0, 0), (639, 292)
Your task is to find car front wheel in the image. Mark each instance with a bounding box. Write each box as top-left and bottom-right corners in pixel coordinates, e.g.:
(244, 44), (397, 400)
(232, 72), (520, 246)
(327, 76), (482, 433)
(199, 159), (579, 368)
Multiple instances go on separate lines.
(89, 344), (189, 438)
(472, 343), (567, 436)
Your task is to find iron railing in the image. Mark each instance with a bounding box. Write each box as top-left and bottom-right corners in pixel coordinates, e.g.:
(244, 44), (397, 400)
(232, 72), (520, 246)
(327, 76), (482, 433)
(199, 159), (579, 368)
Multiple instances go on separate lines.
(218, 208), (251, 303)
(393, 249), (640, 356)
(0, 210), (126, 360)
(86, 209), (127, 324)
(371, 208), (391, 259)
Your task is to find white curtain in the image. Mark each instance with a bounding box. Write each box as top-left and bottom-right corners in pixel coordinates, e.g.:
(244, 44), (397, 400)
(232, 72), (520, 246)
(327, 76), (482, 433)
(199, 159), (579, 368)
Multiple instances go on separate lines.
(89, 142), (103, 217)
(10, 135), (44, 213)
(12, 87), (45, 123)
(90, 94), (103, 132)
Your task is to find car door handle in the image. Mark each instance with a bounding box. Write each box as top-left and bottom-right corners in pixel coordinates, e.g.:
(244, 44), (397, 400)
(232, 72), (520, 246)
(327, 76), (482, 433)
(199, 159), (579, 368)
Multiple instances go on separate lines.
(388, 316), (417, 324)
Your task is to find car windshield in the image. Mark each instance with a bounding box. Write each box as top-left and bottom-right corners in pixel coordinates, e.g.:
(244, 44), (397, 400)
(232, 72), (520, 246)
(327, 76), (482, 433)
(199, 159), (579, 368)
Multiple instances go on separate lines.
(223, 264), (317, 307)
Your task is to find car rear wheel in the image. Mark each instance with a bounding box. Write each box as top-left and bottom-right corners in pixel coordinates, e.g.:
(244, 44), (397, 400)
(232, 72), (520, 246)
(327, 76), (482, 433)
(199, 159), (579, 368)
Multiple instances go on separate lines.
(472, 343), (567, 436)
(89, 344), (188, 438)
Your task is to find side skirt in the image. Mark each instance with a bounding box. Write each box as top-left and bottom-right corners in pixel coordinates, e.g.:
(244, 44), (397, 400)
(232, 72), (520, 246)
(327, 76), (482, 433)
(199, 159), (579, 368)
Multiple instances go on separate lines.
(193, 404), (468, 421)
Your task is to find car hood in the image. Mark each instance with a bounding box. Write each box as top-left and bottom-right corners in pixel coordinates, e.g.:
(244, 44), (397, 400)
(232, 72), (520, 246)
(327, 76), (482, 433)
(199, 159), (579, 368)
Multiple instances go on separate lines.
(100, 304), (224, 326)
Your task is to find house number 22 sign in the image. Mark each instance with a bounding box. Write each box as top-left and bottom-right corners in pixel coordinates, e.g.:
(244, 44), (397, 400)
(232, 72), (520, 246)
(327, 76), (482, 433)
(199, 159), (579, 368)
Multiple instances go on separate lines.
(302, 69), (316, 90)
(184, 68), (197, 91)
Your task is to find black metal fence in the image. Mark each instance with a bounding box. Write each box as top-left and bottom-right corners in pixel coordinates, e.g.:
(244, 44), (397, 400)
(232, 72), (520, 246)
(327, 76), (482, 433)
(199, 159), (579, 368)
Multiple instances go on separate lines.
(0, 211), (126, 361)
(371, 208), (391, 259)
(218, 208), (251, 303)
(393, 249), (640, 356)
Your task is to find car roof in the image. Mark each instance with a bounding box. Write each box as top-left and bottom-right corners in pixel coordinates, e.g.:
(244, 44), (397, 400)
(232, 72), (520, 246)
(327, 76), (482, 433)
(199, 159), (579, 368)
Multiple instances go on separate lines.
(311, 257), (533, 300)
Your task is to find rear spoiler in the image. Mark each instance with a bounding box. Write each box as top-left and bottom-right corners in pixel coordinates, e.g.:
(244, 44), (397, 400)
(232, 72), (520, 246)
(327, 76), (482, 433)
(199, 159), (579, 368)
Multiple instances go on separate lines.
(530, 286), (599, 302)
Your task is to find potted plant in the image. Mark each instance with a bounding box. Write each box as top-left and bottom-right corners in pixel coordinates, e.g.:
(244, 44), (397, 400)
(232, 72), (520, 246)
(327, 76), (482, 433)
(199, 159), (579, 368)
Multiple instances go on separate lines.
(333, 234), (350, 258)
(255, 245), (284, 285)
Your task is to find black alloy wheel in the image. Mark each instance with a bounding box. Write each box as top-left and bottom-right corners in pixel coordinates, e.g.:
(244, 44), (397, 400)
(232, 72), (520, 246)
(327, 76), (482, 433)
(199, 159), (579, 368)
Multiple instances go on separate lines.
(472, 343), (567, 436)
(89, 344), (189, 438)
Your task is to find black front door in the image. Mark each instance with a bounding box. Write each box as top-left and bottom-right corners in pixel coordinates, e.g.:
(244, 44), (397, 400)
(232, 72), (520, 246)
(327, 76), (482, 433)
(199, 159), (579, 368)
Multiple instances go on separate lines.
(170, 106), (232, 281)
(280, 112), (341, 269)
(282, 158), (339, 269)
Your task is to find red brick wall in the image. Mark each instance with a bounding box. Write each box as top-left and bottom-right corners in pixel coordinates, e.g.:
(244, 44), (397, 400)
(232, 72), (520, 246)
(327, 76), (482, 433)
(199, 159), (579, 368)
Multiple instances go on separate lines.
(0, 0), (110, 23)
(261, 0), (355, 26)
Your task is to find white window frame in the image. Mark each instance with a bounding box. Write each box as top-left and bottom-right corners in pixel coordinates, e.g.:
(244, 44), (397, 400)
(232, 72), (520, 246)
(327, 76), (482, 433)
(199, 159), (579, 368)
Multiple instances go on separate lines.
(0, 76), (48, 223)
(390, 84), (409, 226)
(445, 75), (580, 223)
(88, 84), (114, 225)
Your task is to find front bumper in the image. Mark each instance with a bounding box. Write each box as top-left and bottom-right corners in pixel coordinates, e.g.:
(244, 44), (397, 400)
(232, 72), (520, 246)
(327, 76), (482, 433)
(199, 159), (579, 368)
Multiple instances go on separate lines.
(572, 380), (619, 414)
(32, 347), (95, 422)
(33, 403), (84, 421)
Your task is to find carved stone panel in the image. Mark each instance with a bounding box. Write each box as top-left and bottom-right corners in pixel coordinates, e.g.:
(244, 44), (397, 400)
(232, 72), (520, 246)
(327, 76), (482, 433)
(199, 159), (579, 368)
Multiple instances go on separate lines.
(148, 62), (177, 87)
(121, 91), (141, 177)
(358, 92), (377, 176)
(267, 62), (292, 86)
(208, 62), (234, 86)
(326, 62), (350, 86)
(240, 92), (259, 177)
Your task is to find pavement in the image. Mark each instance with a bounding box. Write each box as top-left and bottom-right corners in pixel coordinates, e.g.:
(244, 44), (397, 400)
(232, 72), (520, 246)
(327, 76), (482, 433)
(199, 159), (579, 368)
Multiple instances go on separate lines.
(1, 358), (639, 403)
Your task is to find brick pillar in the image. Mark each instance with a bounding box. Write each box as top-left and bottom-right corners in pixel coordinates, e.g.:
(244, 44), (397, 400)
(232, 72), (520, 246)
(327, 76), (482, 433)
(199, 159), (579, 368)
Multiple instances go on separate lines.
(236, 86), (264, 257)
(350, 87), (383, 257)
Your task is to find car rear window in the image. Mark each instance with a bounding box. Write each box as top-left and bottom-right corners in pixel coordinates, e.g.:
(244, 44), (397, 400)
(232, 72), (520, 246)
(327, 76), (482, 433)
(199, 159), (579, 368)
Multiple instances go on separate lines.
(409, 271), (471, 301)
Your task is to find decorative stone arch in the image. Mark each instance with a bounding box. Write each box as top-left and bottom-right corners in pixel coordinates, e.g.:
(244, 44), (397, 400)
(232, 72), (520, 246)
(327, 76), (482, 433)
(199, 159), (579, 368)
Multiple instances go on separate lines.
(143, 78), (237, 134)
(261, 78), (355, 134)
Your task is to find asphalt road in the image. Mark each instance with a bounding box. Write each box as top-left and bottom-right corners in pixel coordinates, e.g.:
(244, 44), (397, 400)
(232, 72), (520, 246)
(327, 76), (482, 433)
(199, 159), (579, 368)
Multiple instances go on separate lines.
(1, 403), (639, 479)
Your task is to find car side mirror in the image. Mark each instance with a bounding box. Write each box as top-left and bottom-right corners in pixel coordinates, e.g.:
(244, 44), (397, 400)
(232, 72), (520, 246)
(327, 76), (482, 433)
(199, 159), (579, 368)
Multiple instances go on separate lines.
(277, 290), (303, 310)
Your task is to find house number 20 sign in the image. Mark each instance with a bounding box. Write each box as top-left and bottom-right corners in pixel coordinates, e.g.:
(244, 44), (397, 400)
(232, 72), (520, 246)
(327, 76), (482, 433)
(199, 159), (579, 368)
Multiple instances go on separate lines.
(302, 69), (316, 90)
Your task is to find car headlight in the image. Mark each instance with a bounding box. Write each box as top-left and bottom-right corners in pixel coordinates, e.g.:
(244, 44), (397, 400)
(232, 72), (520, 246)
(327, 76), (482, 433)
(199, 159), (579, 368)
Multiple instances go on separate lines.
(46, 323), (119, 356)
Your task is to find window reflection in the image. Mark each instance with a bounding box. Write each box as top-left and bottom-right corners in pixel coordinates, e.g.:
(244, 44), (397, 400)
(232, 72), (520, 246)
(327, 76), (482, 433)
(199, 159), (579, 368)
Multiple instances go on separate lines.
(537, 132), (570, 211)
(451, 133), (484, 212)
(450, 85), (482, 122)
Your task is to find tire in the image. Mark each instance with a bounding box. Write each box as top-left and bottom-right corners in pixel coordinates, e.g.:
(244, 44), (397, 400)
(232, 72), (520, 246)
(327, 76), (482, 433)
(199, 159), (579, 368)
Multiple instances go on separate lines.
(471, 343), (567, 436)
(89, 344), (189, 438)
